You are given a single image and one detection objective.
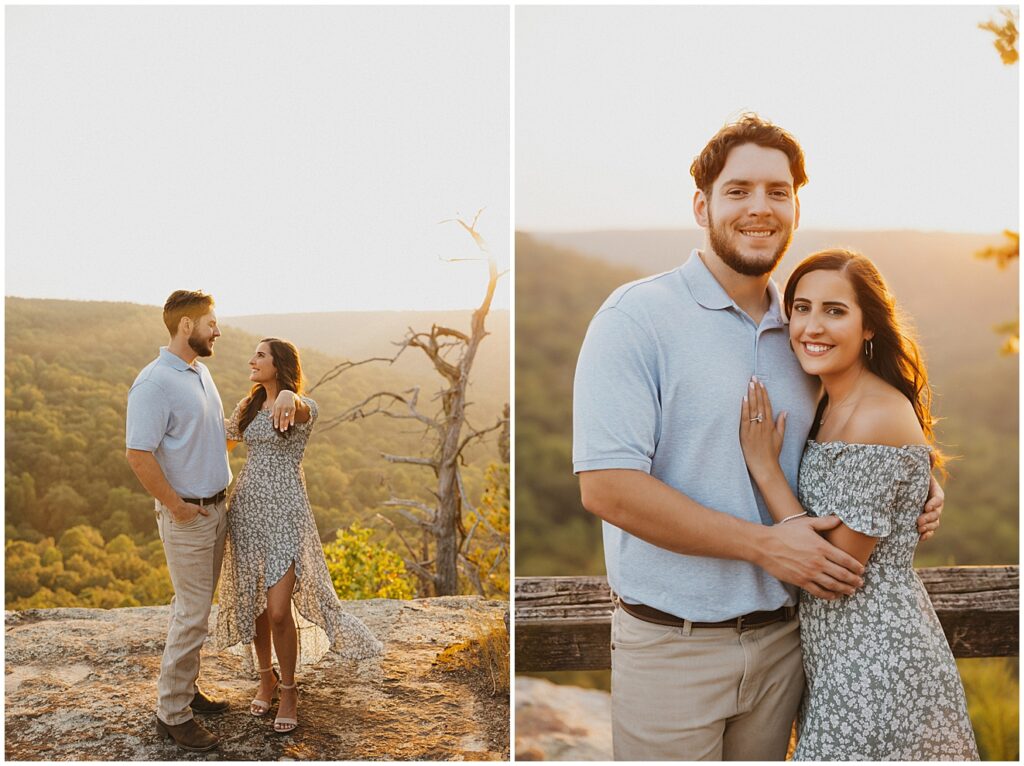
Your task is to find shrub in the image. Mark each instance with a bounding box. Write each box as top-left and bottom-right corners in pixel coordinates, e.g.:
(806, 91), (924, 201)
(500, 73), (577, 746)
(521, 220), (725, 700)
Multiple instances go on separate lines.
(322, 523), (415, 600)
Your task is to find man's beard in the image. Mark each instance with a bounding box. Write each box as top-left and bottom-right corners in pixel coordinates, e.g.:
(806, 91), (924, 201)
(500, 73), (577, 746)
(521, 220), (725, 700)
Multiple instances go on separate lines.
(707, 210), (792, 277)
(188, 330), (214, 357)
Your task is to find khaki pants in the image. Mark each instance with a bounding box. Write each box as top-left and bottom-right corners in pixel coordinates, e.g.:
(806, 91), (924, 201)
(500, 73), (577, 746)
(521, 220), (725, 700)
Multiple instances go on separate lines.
(155, 498), (228, 725)
(611, 606), (804, 761)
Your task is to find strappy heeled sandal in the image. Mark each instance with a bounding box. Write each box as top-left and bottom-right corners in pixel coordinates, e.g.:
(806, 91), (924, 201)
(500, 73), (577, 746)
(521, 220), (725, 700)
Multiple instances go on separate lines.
(273, 681), (298, 734)
(250, 666), (279, 717)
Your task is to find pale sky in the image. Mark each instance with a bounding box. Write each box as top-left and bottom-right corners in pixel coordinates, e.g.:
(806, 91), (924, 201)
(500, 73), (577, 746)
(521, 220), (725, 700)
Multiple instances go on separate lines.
(516, 5), (1019, 234)
(7, 6), (510, 315)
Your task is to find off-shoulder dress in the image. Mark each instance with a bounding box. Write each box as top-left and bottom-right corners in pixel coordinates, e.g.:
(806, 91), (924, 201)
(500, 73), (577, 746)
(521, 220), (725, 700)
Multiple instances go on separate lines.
(793, 441), (978, 761)
(215, 396), (383, 667)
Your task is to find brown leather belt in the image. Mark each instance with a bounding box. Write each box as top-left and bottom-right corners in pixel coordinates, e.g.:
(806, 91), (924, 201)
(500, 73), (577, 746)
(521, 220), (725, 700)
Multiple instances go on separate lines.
(618, 598), (797, 632)
(180, 489), (227, 506)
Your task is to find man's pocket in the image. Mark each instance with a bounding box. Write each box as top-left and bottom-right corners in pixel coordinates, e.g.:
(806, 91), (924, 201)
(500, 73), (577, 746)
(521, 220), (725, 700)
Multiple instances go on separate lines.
(612, 605), (681, 651)
(156, 500), (206, 533)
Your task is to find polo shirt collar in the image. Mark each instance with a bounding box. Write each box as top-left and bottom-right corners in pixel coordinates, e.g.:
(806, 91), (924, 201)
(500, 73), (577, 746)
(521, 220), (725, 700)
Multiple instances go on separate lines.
(764, 278), (787, 329)
(159, 346), (198, 372)
(682, 249), (787, 327)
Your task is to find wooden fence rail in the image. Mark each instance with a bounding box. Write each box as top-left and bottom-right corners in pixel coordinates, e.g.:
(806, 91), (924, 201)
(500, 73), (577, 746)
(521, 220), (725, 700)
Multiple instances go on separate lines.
(515, 566), (1019, 671)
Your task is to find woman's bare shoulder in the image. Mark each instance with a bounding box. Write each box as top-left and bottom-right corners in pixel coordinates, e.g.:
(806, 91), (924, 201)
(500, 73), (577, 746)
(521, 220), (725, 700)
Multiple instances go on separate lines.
(841, 382), (927, 448)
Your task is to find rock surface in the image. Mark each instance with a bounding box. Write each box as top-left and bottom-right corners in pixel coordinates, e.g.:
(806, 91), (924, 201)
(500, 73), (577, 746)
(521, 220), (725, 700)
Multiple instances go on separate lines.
(5, 598), (509, 761)
(514, 677), (611, 761)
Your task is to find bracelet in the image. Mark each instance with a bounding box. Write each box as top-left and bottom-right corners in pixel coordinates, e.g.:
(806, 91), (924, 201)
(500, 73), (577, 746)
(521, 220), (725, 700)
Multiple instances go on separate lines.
(780, 511), (809, 524)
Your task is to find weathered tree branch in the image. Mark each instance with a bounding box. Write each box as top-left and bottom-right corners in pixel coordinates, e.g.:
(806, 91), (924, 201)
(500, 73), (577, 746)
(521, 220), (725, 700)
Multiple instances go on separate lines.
(381, 453), (438, 468)
(393, 508), (432, 529)
(398, 557), (436, 585)
(374, 513), (423, 560)
(453, 416), (507, 465)
(382, 498), (437, 520)
(372, 513), (437, 587)
(456, 470), (501, 541)
(459, 552), (486, 597)
(406, 327), (463, 383)
(308, 352), (405, 395)
(316, 389), (441, 434)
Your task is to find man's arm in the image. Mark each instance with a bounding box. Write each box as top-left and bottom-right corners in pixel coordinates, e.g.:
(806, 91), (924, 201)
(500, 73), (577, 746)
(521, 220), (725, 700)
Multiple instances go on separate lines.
(125, 449), (207, 524)
(579, 469), (864, 600)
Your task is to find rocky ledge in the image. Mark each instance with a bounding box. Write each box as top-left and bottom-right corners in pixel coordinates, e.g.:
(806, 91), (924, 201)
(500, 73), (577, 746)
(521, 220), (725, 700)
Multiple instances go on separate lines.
(5, 598), (509, 761)
(514, 677), (611, 761)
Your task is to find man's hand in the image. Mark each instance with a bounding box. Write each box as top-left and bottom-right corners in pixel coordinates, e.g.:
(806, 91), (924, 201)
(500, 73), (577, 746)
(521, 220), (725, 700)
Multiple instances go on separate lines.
(169, 500), (208, 524)
(272, 390), (300, 432)
(916, 472), (943, 541)
(757, 516), (866, 600)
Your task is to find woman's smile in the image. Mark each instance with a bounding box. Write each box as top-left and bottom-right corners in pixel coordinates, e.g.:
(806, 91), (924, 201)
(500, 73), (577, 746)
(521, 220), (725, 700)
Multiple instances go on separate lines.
(801, 342), (834, 356)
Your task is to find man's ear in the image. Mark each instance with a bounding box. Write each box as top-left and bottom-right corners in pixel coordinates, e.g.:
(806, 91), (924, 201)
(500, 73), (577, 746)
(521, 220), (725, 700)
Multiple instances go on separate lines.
(693, 189), (709, 228)
(793, 194), (801, 231)
(178, 316), (192, 337)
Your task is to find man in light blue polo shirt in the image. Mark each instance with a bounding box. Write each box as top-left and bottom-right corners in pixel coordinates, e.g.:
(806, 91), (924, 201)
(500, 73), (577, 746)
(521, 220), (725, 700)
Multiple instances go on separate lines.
(573, 115), (944, 760)
(126, 290), (302, 752)
(126, 290), (231, 752)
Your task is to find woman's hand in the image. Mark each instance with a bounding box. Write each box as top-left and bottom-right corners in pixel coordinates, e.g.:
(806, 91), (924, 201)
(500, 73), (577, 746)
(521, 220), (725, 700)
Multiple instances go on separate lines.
(272, 390), (300, 431)
(271, 390), (311, 431)
(739, 377), (786, 481)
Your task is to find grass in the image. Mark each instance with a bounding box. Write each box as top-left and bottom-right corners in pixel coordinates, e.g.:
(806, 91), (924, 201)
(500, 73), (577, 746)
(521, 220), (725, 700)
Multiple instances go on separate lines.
(959, 657), (1019, 760)
(434, 616), (510, 695)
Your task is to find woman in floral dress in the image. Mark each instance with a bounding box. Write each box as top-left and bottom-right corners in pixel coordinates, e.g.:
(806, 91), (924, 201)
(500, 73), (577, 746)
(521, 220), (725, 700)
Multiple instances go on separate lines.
(738, 250), (978, 760)
(216, 338), (382, 734)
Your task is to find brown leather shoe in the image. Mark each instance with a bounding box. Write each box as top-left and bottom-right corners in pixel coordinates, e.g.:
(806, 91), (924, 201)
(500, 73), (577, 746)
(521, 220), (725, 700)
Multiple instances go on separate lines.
(190, 687), (230, 714)
(154, 715), (219, 752)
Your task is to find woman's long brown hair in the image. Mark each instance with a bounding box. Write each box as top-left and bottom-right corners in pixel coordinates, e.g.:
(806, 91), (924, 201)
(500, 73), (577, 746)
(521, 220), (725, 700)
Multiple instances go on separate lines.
(783, 249), (941, 466)
(237, 338), (304, 439)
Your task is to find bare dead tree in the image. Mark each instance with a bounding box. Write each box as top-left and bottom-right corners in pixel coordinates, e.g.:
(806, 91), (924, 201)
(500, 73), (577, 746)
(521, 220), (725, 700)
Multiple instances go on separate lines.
(309, 210), (508, 596)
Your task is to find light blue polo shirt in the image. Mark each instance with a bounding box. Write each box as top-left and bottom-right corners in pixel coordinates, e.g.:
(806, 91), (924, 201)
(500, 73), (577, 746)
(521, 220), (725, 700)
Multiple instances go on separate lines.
(573, 250), (820, 622)
(126, 347), (231, 499)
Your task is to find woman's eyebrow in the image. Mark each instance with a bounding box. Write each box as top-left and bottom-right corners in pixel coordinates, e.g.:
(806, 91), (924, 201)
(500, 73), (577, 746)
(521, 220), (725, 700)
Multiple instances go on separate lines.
(792, 297), (850, 308)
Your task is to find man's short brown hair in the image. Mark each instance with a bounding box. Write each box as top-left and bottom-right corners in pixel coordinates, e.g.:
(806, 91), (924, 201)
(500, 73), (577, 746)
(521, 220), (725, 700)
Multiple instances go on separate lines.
(690, 114), (808, 196)
(163, 290), (214, 336)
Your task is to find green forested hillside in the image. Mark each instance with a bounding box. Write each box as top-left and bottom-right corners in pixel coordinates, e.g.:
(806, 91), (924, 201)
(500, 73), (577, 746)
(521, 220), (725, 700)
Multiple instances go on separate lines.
(515, 232), (1018, 575)
(5, 297), (508, 605)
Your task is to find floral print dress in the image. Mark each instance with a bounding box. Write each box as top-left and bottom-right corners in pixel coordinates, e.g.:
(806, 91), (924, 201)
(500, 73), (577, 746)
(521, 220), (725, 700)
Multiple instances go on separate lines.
(793, 441), (978, 761)
(216, 396), (383, 668)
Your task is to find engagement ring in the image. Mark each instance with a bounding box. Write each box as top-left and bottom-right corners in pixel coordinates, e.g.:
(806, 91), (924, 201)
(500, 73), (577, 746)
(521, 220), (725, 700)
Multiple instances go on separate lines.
(749, 414), (764, 423)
